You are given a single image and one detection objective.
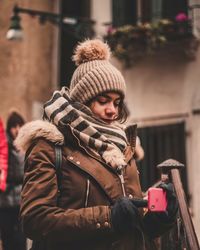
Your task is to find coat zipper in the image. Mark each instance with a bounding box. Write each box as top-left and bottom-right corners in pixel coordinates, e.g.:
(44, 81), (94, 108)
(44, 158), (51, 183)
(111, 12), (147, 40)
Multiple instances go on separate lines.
(117, 166), (126, 197)
(84, 179), (90, 207)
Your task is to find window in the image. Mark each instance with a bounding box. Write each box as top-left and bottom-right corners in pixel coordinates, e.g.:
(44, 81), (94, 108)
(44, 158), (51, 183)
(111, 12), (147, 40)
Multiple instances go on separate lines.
(112, 0), (189, 27)
(162, 0), (188, 20)
(59, 0), (91, 87)
(112, 0), (137, 27)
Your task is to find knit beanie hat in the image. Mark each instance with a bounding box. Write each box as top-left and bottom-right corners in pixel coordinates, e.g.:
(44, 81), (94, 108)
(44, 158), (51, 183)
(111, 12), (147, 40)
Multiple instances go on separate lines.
(69, 39), (126, 104)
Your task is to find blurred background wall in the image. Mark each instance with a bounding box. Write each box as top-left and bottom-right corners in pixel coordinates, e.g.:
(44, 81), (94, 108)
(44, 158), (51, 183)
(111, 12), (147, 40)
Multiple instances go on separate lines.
(0, 0), (58, 122)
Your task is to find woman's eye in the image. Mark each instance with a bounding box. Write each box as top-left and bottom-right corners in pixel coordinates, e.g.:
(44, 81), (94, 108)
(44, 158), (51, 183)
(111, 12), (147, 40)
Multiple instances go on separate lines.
(97, 97), (108, 104)
(96, 96), (121, 106)
(114, 100), (121, 107)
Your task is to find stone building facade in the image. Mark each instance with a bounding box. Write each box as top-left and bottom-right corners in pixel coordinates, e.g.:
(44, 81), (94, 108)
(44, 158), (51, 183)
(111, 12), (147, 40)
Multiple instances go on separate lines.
(0, 0), (58, 122)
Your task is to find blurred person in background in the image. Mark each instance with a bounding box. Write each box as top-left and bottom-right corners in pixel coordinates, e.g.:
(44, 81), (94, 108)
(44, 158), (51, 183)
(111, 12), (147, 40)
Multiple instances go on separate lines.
(0, 111), (26, 250)
(134, 136), (145, 162)
(0, 118), (8, 193)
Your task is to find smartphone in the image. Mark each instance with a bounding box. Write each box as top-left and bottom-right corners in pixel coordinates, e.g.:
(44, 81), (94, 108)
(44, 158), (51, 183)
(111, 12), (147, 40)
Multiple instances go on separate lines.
(148, 187), (167, 212)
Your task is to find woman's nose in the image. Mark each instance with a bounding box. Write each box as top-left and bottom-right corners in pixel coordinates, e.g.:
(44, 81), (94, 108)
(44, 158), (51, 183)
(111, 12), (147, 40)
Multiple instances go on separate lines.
(105, 102), (117, 115)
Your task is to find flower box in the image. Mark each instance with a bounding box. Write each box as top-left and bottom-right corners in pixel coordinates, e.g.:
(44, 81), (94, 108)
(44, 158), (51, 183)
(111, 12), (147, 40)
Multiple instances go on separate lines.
(104, 13), (199, 67)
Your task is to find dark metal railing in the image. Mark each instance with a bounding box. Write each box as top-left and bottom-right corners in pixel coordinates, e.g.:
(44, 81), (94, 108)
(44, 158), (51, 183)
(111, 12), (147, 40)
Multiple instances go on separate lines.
(157, 159), (199, 250)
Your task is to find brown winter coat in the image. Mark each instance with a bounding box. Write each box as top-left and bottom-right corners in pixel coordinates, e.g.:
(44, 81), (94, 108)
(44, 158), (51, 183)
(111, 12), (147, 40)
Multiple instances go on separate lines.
(16, 120), (170, 250)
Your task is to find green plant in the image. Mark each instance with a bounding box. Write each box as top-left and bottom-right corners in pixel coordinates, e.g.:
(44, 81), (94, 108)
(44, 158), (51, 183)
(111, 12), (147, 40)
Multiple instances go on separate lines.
(104, 14), (199, 67)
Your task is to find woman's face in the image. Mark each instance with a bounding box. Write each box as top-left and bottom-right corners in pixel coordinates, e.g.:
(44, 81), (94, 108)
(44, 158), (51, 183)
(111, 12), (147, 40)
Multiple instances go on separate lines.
(88, 92), (122, 124)
(10, 125), (21, 140)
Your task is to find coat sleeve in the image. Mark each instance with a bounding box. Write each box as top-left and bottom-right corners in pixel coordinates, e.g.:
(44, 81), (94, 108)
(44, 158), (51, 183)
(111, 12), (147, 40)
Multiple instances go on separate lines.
(0, 119), (8, 192)
(20, 140), (112, 242)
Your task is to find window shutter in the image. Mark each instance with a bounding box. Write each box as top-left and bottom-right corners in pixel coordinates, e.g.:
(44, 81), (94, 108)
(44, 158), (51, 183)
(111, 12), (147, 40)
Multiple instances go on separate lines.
(112, 0), (137, 27)
(151, 0), (163, 22)
(162, 0), (188, 19)
(192, 5), (200, 39)
(142, 0), (151, 22)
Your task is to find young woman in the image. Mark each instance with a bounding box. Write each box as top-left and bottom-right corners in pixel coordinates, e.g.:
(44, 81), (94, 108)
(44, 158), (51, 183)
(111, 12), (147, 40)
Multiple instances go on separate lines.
(16, 39), (177, 250)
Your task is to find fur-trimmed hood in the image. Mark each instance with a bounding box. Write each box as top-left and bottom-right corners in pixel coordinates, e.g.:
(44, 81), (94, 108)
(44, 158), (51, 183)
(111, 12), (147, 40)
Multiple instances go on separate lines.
(15, 120), (64, 152)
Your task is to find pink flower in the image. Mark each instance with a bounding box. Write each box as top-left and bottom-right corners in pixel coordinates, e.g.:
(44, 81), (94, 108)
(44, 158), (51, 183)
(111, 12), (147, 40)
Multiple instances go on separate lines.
(175, 13), (188, 22)
(107, 26), (116, 34)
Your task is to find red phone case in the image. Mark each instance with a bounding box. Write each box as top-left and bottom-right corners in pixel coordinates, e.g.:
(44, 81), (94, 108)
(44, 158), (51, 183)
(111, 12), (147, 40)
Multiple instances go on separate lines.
(148, 187), (167, 212)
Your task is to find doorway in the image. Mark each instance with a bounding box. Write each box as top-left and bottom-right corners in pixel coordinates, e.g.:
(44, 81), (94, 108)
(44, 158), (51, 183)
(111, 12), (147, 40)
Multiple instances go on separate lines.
(137, 122), (188, 195)
(59, 0), (91, 87)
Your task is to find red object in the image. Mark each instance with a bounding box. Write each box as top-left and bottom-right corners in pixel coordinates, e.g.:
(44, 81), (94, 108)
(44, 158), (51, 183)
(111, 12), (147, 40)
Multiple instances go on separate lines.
(175, 12), (188, 22)
(148, 187), (167, 212)
(0, 118), (8, 192)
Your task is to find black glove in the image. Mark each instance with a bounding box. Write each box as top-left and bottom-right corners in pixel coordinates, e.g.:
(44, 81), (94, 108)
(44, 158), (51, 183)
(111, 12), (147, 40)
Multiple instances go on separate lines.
(158, 182), (178, 220)
(142, 183), (178, 239)
(111, 197), (140, 234)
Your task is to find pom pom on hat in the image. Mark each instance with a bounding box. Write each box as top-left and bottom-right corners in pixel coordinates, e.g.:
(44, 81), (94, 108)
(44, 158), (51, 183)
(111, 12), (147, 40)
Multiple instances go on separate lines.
(72, 39), (111, 66)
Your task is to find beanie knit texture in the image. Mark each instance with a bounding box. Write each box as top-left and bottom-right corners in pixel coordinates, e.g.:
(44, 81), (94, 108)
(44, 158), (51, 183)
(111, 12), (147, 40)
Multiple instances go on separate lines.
(69, 39), (126, 103)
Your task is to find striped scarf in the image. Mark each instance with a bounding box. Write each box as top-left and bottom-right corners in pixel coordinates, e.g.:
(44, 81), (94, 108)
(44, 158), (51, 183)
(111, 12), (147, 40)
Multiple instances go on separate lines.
(43, 87), (128, 169)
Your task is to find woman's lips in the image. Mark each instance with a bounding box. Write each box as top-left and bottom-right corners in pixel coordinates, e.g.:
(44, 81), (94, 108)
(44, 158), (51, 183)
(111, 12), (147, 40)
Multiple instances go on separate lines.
(102, 119), (113, 124)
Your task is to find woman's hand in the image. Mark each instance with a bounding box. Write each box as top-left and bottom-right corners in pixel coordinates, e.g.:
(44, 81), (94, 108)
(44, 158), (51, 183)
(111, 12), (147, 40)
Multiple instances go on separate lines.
(158, 182), (178, 220)
(142, 183), (178, 239)
(111, 197), (140, 233)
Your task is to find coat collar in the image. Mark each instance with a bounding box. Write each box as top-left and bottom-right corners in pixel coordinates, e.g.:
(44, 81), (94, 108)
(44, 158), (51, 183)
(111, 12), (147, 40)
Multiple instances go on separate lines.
(15, 120), (134, 161)
(15, 120), (64, 152)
